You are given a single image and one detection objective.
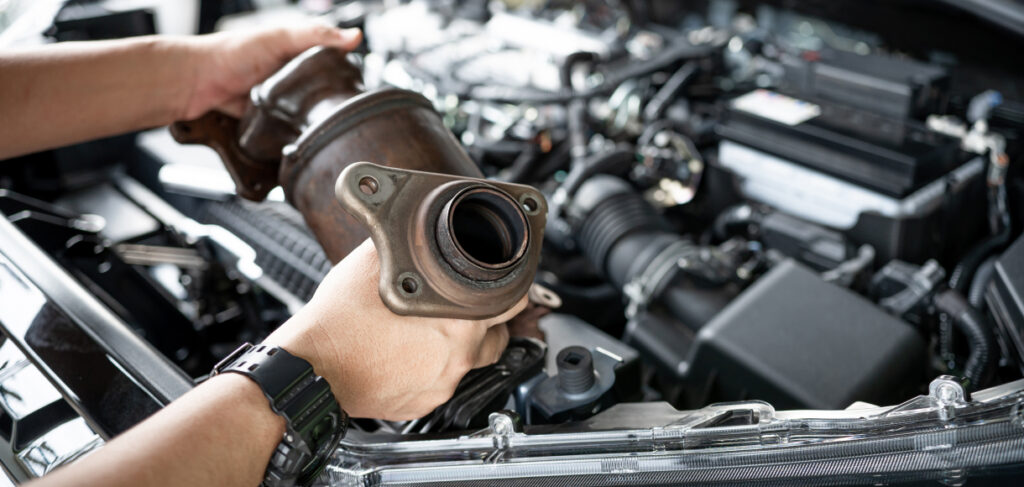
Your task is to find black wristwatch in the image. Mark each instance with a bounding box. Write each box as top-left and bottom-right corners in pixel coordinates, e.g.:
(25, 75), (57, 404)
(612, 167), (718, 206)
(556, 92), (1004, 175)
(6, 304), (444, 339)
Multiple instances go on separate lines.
(213, 342), (348, 487)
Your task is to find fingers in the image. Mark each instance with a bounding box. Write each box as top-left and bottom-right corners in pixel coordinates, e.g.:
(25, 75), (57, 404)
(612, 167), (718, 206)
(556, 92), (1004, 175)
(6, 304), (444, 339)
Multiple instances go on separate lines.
(473, 323), (510, 368)
(280, 24), (362, 56)
(215, 95), (249, 118)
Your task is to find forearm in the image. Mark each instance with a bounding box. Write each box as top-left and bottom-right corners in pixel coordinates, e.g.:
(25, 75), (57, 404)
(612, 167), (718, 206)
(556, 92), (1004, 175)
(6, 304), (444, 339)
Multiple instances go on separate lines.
(29, 373), (284, 487)
(0, 36), (195, 159)
(23, 240), (517, 486)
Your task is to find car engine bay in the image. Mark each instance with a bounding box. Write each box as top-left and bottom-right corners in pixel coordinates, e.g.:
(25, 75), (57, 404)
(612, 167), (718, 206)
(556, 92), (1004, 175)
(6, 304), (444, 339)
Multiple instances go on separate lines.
(2, 0), (1024, 484)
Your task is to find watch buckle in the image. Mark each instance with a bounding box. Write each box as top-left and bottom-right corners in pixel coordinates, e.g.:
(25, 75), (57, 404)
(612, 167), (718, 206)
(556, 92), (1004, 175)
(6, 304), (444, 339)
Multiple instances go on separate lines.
(212, 342), (254, 374)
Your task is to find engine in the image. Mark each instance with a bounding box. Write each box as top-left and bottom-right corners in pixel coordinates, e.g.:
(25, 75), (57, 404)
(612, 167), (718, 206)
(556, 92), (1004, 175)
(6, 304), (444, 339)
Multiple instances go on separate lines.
(3, 0), (1023, 443)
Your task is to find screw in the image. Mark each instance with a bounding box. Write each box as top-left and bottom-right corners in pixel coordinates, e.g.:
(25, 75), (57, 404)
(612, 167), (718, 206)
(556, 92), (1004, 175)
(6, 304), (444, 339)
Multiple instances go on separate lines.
(489, 413), (514, 436)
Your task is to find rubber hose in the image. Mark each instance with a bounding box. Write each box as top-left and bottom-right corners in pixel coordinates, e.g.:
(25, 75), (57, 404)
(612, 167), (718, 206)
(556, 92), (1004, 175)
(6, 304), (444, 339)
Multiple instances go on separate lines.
(949, 228), (1010, 292)
(576, 189), (670, 281)
(933, 289), (997, 390)
(561, 52), (599, 166)
(643, 61), (698, 122)
(562, 148), (636, 199)
(468, 42), (715, 104)
(712, 203), (764, 241)
(967, 255), (998, 309)
(950, 185), (1012, 292)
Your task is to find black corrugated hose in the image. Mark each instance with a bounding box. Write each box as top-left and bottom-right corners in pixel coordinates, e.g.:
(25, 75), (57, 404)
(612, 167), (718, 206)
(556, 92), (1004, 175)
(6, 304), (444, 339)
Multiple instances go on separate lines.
(949, 185), (1012, 293)
(967, 255), (998, 309)
(933, 289), (998, 390)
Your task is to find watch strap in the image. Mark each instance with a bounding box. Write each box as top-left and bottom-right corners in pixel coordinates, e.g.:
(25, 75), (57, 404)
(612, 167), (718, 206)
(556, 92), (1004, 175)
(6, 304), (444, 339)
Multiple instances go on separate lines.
(214, 343), (347, 486)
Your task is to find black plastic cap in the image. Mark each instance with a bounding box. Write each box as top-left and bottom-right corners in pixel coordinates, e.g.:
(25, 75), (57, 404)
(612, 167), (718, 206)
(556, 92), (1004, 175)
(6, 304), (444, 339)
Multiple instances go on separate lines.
(556, 346), (596, 394)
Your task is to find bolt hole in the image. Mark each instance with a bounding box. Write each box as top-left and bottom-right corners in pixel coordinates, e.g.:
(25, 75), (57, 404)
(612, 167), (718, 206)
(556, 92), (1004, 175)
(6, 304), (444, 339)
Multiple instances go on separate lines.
(522, 196), (538, 212)
(359, 176), (379, 195)
(564, 353), (583, 366)
(400, 277), (418, 294)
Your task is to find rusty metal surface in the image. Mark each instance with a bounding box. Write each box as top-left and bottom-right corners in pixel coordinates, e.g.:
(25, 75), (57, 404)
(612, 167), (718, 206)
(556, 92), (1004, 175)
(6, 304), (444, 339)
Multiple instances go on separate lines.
(280, 89), (482, 262)
(170, 111), (277, 201)
(336, 163), (546, 319)
(172, 46), (548, 319)
(173, 47), (484, 263)
(171, 47), (364, 201)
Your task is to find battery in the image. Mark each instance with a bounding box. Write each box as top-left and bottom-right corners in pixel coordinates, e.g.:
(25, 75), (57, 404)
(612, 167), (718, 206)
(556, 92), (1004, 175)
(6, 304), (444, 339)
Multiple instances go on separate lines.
(714, 49), (981, 264)
(715, 140), (985, 263)
(779, 49), (949, 122)
(717, 89), (962, 197)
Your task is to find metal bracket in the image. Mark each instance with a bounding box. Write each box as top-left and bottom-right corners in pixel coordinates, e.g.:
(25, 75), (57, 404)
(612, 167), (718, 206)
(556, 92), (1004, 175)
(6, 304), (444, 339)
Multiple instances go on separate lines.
(336, 162), (547, 319)
(622, 239), (692, 318)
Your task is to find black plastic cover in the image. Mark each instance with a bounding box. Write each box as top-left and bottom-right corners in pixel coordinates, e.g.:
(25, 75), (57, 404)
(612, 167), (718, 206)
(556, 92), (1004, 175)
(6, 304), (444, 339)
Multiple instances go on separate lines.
(717, 103), (960, 197)
(629, 260), (926, 410)
(987, 233), (1024, 374)
(780, 49), (948, 121)
(689, 260), (925, 409)
(718, 51), (956, 197)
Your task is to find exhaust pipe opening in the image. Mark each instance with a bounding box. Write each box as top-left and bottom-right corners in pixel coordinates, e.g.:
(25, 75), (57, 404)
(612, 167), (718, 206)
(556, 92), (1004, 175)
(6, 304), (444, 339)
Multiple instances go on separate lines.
(438, 187), (529, 280)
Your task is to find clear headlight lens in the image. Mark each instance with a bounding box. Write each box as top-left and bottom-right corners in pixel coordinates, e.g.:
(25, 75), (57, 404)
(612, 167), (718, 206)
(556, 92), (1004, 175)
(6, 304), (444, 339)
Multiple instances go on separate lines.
(316, 377), (1024, 486)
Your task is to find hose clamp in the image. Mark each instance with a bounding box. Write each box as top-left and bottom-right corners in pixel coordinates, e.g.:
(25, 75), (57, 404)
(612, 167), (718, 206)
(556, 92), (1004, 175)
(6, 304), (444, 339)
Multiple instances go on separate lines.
(622, 239), (694, 319)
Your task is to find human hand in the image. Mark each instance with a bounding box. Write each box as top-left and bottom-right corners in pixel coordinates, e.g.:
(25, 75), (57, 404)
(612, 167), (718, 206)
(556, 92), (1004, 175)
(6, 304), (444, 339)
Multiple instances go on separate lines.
(262, 240), (526, 420)
(178, 23), (362, 120)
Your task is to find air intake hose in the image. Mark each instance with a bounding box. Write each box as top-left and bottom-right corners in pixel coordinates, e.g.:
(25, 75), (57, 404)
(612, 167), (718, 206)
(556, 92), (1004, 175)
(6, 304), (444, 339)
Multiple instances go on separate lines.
(567, 175), (733, 327)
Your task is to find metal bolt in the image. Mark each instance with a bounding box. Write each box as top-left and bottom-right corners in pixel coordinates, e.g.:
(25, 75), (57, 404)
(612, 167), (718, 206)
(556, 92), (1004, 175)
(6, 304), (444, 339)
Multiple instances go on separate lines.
(489, 413), (514, 436)
(936, 383), (958, 403)
(929, 375), (970, 404)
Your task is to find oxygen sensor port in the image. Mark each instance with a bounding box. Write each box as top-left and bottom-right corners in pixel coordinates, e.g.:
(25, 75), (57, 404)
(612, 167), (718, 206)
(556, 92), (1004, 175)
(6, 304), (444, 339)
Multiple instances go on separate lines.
(437, 187), (530, 281)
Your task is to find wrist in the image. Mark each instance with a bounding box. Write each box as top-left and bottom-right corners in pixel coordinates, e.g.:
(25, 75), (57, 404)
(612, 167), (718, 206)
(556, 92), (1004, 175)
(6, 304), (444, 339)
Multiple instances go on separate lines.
(213, 342), (348, 485)
(206, 372), (287, 437)
(123, 35), (202, 124)
(261, 316), (344, 408)
(165, 34), (215, 122)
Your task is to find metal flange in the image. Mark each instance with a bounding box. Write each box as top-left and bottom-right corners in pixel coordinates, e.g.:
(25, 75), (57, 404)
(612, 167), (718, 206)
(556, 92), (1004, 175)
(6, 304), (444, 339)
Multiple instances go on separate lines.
(336, 162), (547, 319)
